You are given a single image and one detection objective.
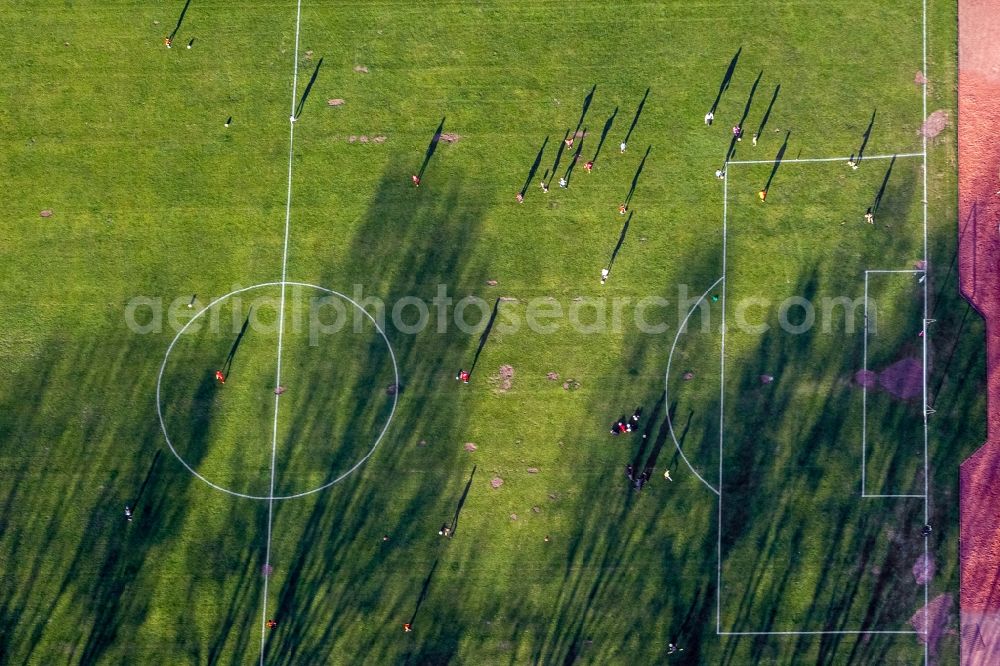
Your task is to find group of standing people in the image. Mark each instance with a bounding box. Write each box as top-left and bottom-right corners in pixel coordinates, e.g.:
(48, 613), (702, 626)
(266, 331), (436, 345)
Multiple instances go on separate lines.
(625, 464), (651, 490)
(609, 408), (642, 435)
(610, 408), (674, 488)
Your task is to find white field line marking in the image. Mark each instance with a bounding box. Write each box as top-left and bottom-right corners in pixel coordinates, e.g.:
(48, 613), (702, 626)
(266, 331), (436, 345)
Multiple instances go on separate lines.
(260, 0), (305, 662)
(155, 281), (399, 501)
(921, 0), (930, 660)
(863, 272), (869, 495)
(726, 152), (923, 166)
(665, 277), (723, 496)
(863, 494), (926, 499)
(862, 270), (928, 500)
(717, 168), (729, 635)
(719, 630), (921, 636)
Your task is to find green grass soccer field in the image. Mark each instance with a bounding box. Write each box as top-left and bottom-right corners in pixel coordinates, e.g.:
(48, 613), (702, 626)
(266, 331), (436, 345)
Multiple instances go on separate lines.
(0, 0), (986, 663)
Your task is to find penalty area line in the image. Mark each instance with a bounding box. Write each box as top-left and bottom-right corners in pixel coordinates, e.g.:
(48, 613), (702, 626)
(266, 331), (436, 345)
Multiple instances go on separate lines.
(718, 630), (923, 636)
(727, 152), (923, 166)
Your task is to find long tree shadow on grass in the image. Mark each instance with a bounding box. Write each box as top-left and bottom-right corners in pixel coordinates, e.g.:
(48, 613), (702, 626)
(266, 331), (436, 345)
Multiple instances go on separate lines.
(493, 238), (726, 665)
(256, 200), (726, 666)
(250, 168), (493, 665)
(121, 168), (986, 665)
(95, 165), (982, 665)
(0, 330), (271, 664)
(499, 208), (985, 664)
(712, 217), (981, 663)
(0, 167), (496, 666)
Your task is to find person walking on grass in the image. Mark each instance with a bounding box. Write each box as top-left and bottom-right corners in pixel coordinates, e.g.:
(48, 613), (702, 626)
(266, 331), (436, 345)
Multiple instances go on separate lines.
(584, 161), (594, 173)
(124, 505), (133, 522)
(663, 469), (673, 481)
(619, 203), (627, 215)
(864, 210), (874, 224)
(411, 174), (421, 187)
(559, 177), (567, 188)
(732, 125), (742, 141)
(620, 140), (627, 153)
(705, 111), (714, 125)
(455, 370), (470, 383)
(516, 192), (524, 203)
(215, 370), (226, 384)
(758, 189), (767, 202)
(164, 37), (173, 48)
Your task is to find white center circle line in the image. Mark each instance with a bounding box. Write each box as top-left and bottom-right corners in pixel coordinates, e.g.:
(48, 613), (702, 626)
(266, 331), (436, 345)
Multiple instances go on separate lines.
(155, 281), (399, 501)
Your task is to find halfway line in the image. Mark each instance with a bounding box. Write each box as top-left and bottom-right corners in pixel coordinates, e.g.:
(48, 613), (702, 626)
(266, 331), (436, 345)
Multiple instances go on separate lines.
(259, 0), (305, 663)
